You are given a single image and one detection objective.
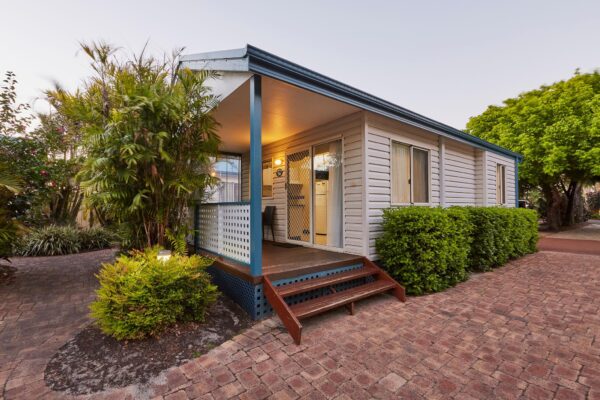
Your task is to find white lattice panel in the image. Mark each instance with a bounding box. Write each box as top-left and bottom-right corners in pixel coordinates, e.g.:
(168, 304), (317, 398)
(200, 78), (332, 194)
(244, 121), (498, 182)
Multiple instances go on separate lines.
(220, 204), (251, 264)
(198, 203), (251, 264)
(198, 205), (219, 254)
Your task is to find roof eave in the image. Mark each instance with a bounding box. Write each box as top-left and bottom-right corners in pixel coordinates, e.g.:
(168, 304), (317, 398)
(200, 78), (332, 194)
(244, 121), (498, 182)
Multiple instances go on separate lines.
(180, 44), (522, 160)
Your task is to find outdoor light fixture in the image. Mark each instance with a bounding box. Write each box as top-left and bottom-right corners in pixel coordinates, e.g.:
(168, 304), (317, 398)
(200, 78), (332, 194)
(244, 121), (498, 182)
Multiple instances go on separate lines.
(157, 250), (172, 261)
(274, 158), (282, 166)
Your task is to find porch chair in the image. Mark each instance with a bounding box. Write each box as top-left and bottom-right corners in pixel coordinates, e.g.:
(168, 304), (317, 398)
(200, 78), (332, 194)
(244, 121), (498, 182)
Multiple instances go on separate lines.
(262, 206), (276, 241)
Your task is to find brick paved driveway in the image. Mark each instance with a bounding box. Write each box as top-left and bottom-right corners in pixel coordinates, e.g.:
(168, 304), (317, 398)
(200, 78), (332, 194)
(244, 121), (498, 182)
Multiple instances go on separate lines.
(2, 250), (600, 399)
(0, 249), (117, 399)
(110, 251), (598, 400)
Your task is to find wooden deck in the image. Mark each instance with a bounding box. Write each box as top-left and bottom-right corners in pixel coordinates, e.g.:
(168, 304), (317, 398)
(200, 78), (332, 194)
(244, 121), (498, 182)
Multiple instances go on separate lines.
(203, 241), (363, 284)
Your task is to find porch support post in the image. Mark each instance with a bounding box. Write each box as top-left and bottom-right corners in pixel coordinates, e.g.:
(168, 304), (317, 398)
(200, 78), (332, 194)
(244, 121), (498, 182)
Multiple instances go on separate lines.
(249, 75), (263, 276)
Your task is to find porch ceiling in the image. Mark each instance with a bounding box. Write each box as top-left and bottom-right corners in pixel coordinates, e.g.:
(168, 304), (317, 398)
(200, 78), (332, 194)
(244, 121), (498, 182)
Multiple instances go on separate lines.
(212, 75), (359, 153)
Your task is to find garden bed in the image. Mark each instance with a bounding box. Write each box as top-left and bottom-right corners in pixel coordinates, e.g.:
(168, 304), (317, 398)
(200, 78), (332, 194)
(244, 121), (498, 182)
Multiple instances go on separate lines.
(44, 295), (253, 395)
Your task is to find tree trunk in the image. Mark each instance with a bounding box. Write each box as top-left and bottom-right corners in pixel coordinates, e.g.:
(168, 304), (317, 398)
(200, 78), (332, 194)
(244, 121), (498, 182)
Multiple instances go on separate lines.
(542, 184), (563, 231)
(562, 181), (581, 226)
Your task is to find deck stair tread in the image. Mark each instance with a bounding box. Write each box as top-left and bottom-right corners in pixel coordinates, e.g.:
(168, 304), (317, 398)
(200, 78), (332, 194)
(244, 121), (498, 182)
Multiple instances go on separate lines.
(290, 280), (397, 319)
(263, 256), (406, 345)
(276, 266), (378, 297)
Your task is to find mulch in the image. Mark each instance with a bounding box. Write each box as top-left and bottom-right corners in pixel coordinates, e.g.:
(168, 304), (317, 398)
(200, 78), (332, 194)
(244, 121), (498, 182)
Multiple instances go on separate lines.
(44, 295), (253, 395)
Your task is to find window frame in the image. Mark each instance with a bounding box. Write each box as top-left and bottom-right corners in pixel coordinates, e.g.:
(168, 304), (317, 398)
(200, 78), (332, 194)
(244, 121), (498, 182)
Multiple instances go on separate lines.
(390, 140), (432, 206)
(205, 153), (242, 204)
(496, 164), (506, 205)
(262, 158), (274, 199)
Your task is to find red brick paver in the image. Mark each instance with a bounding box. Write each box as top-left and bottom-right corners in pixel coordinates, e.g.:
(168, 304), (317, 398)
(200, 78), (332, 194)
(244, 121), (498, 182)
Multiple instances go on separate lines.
(2, 250), (600, 399)
(123, 251), (599, 400)
(0, 249), (117, 399)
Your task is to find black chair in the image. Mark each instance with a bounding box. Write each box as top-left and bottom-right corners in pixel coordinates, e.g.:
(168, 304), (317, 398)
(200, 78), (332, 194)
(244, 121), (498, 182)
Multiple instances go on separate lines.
(262, 206), (276, 241)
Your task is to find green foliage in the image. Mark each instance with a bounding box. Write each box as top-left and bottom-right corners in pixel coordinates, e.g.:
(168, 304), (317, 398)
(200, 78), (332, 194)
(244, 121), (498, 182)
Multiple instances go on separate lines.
(166, 228), (189, 256)
(0, 208), (19, 261)
(14, 225), (117, 256)
(46, 42), (220, 248)
(463, 207), (538, 271)
(376, 206), (539, 294)
(15, 225), (81, 256)
(78, 227), (119, 251)
(90, 247), (218, 340)
(375, 207), (472, 295)
(466, 71), (600, 228)
(0, 71), (32, 136)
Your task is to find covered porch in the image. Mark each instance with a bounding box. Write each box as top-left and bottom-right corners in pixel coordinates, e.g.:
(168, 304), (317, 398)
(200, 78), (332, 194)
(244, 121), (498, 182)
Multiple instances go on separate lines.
(184, 50), (364, 279)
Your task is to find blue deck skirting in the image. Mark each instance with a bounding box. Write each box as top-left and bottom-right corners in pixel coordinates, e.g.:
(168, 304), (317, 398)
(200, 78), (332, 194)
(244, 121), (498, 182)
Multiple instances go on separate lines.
(208, 262), (367, 320)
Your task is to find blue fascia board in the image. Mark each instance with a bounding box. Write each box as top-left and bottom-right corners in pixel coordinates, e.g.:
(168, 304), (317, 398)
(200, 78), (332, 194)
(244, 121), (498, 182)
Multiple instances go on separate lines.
(180, 44), (522, 160)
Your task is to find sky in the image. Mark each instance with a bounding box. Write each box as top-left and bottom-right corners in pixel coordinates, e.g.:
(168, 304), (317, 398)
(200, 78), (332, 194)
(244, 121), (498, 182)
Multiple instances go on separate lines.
(1, 0), (599, 130)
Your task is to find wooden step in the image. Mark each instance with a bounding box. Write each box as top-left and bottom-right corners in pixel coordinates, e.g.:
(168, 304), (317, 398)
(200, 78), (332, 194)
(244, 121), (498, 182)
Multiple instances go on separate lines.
(276, 266), (378, 297)
(263, 256), (406, 345)
(290, 280), (397, 319)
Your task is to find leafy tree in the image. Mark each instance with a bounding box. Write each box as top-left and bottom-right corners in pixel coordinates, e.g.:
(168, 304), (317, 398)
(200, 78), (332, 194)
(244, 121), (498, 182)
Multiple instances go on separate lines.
(0, 71), (32, 136)
(467, 71), (600, 229)
(30, 112), (84, 224)
(46, 42), (220, 248)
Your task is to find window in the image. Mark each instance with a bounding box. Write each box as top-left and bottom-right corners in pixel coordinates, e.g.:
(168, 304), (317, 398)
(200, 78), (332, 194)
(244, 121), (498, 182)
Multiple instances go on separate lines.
(496, 164), (506, 204)
(205, 154), (241, 203)
(262, 159), (273, 198)
(391, 142), (430, 204)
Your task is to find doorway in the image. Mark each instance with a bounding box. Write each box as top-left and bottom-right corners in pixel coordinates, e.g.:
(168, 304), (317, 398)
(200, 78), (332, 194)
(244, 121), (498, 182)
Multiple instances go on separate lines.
(286, 140), (343, 248)
(312, 140), (343, 248)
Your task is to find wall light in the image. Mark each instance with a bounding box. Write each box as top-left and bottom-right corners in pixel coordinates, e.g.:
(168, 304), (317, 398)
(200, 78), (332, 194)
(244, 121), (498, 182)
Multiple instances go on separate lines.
(157, 250), (172, 262)
(274, 158), (283, 167)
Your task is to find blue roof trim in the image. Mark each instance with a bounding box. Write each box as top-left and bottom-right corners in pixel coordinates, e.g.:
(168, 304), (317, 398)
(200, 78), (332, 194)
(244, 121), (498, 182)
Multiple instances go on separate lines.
(181, 45), (522, 160)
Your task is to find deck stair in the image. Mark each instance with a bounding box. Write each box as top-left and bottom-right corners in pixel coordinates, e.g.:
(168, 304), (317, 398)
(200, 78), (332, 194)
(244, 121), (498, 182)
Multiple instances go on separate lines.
(263, 257), (406, 344)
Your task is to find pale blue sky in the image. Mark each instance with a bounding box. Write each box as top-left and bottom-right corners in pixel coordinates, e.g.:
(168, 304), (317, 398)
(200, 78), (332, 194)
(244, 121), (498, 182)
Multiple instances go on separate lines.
(1, 0), (599, 129)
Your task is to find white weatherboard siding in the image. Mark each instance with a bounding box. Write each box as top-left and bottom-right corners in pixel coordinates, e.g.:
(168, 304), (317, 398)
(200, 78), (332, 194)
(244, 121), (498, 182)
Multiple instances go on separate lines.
(364, 113), (517, 259)
(365, 113), (441, 259)
(444, 141), (477, 206)
(236, 111), (516, 260)
(242, 112), (365, 255)
(486, 152), (516, 207)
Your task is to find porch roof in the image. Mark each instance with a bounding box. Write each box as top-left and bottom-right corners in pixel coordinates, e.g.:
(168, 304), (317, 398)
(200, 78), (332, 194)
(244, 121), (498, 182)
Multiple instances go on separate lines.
(180, 45), (522, 161)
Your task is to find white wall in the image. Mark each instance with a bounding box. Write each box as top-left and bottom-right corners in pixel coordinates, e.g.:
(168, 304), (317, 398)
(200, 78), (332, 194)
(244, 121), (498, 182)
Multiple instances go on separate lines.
(242, 112), (365, 256)
(236, 110), (517, 260)
(364, 112), (517, 259)
(486, 152), (516, 207)
(365, 113), (441, 258)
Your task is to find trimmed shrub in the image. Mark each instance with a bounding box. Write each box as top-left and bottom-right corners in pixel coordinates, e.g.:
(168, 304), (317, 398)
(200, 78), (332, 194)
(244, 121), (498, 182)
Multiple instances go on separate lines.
(375, 206), (472, 295)
(14, 225), (118, 256)
(465, 207), (538, 271)
(15, 225), (81, 256)
(90, 247), (218, 340)
(376, 206), (539, 294)
(79, 227), (119, 251)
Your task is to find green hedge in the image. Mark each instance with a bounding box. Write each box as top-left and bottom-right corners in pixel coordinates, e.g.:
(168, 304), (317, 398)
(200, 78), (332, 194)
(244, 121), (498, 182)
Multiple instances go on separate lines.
(376, 206), (538, 294)
(90, 247), (218, 340)
(375, 207), (472, 295)
(465, 207), (538, 271)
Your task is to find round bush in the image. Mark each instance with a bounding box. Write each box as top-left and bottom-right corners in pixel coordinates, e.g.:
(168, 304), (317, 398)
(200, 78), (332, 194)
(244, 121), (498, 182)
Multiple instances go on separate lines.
(90, 247), (218, 340)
